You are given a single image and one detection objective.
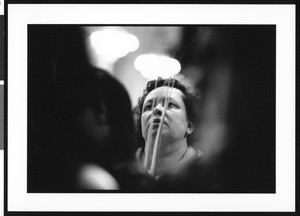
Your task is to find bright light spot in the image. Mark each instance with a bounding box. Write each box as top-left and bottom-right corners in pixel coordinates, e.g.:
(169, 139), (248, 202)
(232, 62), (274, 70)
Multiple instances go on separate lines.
(90, 29), (139, 59)
(134, 54), (181, 79)
(78, 164), (120, 190)
(88, 29), (139, 71)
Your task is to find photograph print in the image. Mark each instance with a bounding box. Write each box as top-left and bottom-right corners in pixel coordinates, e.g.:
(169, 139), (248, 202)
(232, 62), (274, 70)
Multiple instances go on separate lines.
(6, 4), (295, 213)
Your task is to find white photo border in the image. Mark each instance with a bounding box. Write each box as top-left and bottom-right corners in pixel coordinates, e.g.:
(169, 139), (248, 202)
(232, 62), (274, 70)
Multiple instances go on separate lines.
(7, 4), (295, 212)
(0, 0), (4, 15)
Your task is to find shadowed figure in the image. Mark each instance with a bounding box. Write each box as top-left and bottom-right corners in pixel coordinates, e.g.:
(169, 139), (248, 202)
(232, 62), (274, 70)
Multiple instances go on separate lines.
(28, 26), (151, 192)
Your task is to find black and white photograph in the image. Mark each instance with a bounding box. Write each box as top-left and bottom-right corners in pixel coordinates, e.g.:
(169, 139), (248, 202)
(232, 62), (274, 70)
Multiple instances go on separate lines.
(27, 25), (276, 194)
(5, 3), (296, 213)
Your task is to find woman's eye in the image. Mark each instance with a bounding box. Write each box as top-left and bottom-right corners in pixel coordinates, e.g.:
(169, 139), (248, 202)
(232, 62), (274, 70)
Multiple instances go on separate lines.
(168, 103), (176, 108)
(143, 104), (152, 112)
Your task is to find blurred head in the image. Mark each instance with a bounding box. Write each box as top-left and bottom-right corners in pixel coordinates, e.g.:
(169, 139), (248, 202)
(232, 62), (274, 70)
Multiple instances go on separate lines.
(135, 75), (200, 148)
(57, 67), (137, 169)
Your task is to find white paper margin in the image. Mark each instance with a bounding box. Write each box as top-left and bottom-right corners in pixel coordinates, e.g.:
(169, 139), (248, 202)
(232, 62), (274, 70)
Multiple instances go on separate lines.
(7, 4), (295, 212)
(0, 0), (4, 15)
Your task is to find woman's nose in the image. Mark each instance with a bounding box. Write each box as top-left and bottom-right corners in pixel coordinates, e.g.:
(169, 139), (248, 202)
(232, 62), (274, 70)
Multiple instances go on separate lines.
(153, 104), (163, 116)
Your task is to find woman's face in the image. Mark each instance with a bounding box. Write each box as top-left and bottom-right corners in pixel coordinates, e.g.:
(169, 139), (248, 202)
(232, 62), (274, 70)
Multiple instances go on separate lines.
(141, 86), (193, 144)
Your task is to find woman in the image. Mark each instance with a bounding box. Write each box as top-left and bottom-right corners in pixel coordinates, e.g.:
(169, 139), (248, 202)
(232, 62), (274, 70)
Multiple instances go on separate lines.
(135, 75), (203, 180)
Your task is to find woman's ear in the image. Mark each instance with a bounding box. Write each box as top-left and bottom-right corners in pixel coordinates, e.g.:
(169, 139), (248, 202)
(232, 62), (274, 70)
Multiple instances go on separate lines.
(186, 120), (194, 135)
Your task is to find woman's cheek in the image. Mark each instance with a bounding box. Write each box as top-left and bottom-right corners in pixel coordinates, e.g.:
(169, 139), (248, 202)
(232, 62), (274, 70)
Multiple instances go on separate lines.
(141, 114), (147, 138)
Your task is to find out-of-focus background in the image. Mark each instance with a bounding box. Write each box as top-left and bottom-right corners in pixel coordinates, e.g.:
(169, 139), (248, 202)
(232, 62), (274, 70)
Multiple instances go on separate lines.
(28, 25), (275, 192)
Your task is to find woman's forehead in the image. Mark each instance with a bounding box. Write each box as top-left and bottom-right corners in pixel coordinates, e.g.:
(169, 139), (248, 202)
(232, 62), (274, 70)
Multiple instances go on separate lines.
(144, 86), (184, 102)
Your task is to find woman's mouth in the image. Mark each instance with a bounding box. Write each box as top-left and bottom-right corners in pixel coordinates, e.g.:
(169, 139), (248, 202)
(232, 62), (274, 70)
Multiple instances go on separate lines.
(152, 118), (161, 124)
(151, 118), (167, 128)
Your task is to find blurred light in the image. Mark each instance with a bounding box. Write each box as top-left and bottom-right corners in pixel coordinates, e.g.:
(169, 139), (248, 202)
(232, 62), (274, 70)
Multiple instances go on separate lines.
(134, 54), (181, 79)
(90, 29), (139, 59)
(88, 28), (139, 72)
(78, 164), (120, 190)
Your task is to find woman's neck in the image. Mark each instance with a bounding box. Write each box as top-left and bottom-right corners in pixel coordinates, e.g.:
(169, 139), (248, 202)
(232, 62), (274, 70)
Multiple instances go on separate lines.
(145, 139), (189, 177)
(158, 139), (188, 159)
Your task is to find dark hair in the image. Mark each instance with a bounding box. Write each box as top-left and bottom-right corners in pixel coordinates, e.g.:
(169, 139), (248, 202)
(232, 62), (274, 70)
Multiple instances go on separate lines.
(31, 66), (138, 192)
(57, 67), (137, 168)
(134, 75), (201, 148)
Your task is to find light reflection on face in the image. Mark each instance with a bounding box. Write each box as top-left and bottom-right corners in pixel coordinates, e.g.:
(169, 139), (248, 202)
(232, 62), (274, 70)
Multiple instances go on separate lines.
(141, 86), (192, 144)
